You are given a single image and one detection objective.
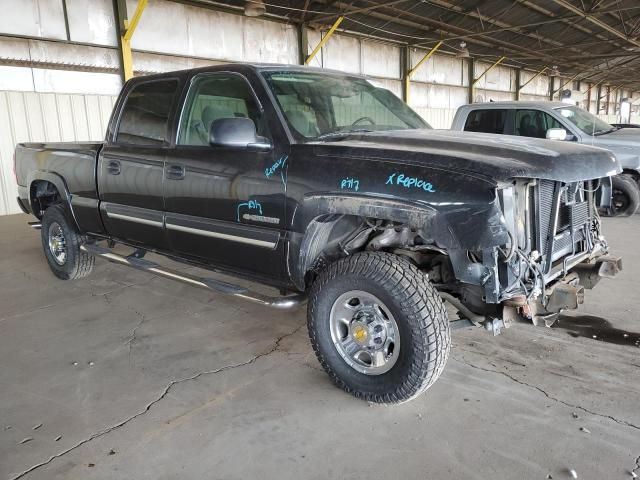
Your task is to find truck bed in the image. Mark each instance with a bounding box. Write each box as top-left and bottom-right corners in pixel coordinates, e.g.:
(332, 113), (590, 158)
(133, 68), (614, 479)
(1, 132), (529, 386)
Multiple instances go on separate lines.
(15, 141), (104, 233)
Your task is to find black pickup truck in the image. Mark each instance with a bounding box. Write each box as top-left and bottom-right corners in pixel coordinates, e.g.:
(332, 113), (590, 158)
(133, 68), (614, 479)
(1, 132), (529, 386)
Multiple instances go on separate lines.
(14, 64), (622, 404)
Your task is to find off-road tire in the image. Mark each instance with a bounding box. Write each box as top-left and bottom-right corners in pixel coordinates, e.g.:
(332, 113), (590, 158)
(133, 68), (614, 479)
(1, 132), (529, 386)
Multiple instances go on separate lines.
(603, 174), (640, 217)
(41, 204), (94, 280)
(308, 252), (450, 404)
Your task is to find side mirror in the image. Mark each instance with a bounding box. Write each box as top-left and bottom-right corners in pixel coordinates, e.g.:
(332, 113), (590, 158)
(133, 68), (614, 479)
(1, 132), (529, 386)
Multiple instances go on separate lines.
(546, 128), (568, 141)
(209, 117), (272, 151)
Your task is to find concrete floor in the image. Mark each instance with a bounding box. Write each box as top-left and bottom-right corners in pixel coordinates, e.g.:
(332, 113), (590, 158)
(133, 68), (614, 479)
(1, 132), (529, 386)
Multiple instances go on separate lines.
(0, 213), (638, 480)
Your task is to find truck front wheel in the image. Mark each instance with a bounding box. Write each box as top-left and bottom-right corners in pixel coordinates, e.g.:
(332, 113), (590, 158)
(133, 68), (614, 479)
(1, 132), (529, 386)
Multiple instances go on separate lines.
(308, 252), (450, 404)
(605, 175), (640, 217)
(41, 204), (94, 280)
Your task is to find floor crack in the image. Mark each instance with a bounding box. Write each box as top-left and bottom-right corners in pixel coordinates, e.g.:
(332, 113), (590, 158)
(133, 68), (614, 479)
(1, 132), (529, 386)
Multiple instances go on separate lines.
(10, 323), (304, 480)
(451, 355), (640, 431)
(125, 309), (146, 366)
(0, 277), (154, 324)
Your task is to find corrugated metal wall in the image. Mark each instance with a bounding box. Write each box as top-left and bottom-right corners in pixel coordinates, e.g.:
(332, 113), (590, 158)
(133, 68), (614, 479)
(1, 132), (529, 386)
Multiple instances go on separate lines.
(128, 0), (299, 65)
(0, 0), (637, 215)
(0, 91), (116, 215)
(414, 108), (456, 130)
(406, 48), (467, 128)
(306, 30), (402, 98)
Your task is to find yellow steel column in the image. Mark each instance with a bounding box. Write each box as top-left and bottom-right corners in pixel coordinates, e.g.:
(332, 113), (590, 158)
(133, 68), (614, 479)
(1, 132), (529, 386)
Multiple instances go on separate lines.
(472, 56), (506, 86)
(519, 66), (547, 91)
(405, 41), (443, 105)
(552, 72), (580, 98)
(120, 0), (148, 81)
(470, 56), (505, 103)
(121, 37), (134, 81)
(583, 79), (603, 95)
(305, 16), (344, 65)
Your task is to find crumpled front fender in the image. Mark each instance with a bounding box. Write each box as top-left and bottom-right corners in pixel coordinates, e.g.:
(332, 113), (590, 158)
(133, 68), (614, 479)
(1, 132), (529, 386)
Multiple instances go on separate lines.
(293, 193), (510, 251)
(288, 193), (510, 290)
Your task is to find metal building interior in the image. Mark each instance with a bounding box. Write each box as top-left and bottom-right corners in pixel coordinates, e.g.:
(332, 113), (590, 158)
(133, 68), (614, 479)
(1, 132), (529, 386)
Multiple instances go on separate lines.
(3, 0), (640, 215)
(1, 1), (639, 479)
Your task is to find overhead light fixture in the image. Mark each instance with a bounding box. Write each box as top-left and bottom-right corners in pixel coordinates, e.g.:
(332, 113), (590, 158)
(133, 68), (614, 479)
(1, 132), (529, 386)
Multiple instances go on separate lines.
(457, 41), (470, 59)
(245, 0), (266, 17)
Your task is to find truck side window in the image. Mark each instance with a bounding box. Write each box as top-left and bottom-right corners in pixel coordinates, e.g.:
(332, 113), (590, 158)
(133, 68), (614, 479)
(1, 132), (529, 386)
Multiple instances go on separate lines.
(116, 80), (178, 145)
(178, 73), (265, 146)
(515, 109), (562, 139)
(463, 109), (507, 134)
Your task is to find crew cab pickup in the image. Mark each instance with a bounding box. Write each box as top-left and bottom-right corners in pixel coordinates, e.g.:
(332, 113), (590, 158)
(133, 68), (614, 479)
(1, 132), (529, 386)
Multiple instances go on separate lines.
(14, 64), (623, 404)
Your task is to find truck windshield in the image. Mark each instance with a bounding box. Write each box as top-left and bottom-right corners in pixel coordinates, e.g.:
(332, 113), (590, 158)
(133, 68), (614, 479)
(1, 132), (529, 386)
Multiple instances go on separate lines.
(261, 71), (430, 140)
(553, 105), (616, 136)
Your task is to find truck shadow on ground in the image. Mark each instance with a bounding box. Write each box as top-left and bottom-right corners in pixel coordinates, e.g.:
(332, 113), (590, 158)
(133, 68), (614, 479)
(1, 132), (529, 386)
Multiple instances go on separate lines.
(553, 314), (640, 347)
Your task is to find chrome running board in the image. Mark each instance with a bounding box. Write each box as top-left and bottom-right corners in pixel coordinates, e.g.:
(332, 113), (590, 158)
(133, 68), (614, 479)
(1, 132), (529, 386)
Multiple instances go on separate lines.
(80, 244), (306, 310)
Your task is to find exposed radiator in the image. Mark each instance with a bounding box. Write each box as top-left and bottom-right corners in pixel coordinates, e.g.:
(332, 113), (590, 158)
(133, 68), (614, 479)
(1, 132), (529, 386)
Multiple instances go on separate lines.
(536, 180), (556, 257)
(534, 180), (593, 272)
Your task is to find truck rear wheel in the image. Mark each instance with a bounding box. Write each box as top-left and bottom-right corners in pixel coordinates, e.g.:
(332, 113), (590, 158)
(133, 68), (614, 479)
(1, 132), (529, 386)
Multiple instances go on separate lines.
(41, 204), (94, 280)
(308, 252), (450, 404)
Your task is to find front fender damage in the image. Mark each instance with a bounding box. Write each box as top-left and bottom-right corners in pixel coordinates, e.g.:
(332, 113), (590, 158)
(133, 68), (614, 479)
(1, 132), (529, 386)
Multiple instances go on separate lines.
(289, 194), (511, 291)
(297, 194), (510, 250)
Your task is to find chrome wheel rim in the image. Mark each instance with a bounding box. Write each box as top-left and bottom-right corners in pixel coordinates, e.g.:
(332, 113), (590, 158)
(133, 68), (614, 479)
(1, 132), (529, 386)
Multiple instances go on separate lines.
(329, 290), (400, 375)
(48, 222), (67, 265)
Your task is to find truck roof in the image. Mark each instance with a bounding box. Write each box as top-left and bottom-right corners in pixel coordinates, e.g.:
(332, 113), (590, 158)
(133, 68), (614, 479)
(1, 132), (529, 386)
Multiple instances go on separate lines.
(128, 63), (369, 84)
(459, 101), (569, 109)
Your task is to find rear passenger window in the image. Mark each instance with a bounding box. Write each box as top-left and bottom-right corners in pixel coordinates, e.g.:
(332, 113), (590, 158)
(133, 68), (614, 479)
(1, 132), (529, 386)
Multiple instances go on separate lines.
(116, 80), (178, 145)
(463, 109), (507, 134)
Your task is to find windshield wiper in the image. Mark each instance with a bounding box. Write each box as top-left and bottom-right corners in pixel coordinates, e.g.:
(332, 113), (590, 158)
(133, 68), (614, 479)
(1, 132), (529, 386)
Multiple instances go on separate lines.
(315, 128), (375, 141)
(594, 127), (618, 136)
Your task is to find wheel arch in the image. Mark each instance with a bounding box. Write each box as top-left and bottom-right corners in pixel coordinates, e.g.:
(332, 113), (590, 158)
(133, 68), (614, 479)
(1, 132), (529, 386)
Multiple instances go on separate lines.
(622, 169), (640, 183)
(288, 193), (510, 291)
(27, 171), (80, 230)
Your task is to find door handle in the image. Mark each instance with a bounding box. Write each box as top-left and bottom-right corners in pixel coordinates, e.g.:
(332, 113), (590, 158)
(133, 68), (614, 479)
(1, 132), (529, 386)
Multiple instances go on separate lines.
(165, 164), (185, 180)
(106, 160), (121, 175)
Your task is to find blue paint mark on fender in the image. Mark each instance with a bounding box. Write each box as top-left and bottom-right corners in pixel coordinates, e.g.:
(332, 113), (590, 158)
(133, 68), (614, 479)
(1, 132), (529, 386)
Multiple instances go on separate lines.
(265, 155), (288, 187)
(237, 199), (263, 222)
(385, 173), (436, 193)
(340, 177), (360, 192)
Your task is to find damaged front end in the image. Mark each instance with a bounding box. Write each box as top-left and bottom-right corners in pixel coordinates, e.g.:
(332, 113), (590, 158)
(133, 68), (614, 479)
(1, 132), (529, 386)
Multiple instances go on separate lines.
(447, 178), (622, 334)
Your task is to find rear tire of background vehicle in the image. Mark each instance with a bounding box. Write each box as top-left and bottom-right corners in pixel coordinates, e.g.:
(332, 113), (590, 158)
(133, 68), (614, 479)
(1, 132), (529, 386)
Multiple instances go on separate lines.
(308, 252), (450, 404)
(40, 204), (94, 280)
(604, 175), (640, 217)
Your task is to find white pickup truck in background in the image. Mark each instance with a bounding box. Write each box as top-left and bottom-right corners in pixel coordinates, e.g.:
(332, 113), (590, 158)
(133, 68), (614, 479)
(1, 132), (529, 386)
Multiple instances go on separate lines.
(451, 101), (640, 217)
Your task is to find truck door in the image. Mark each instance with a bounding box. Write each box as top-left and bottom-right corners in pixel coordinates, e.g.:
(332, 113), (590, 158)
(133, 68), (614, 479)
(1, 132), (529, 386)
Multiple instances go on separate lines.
(513, 109), (563, 139)
(163, 72), (288, 280)
(98, 78), (180, 250)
